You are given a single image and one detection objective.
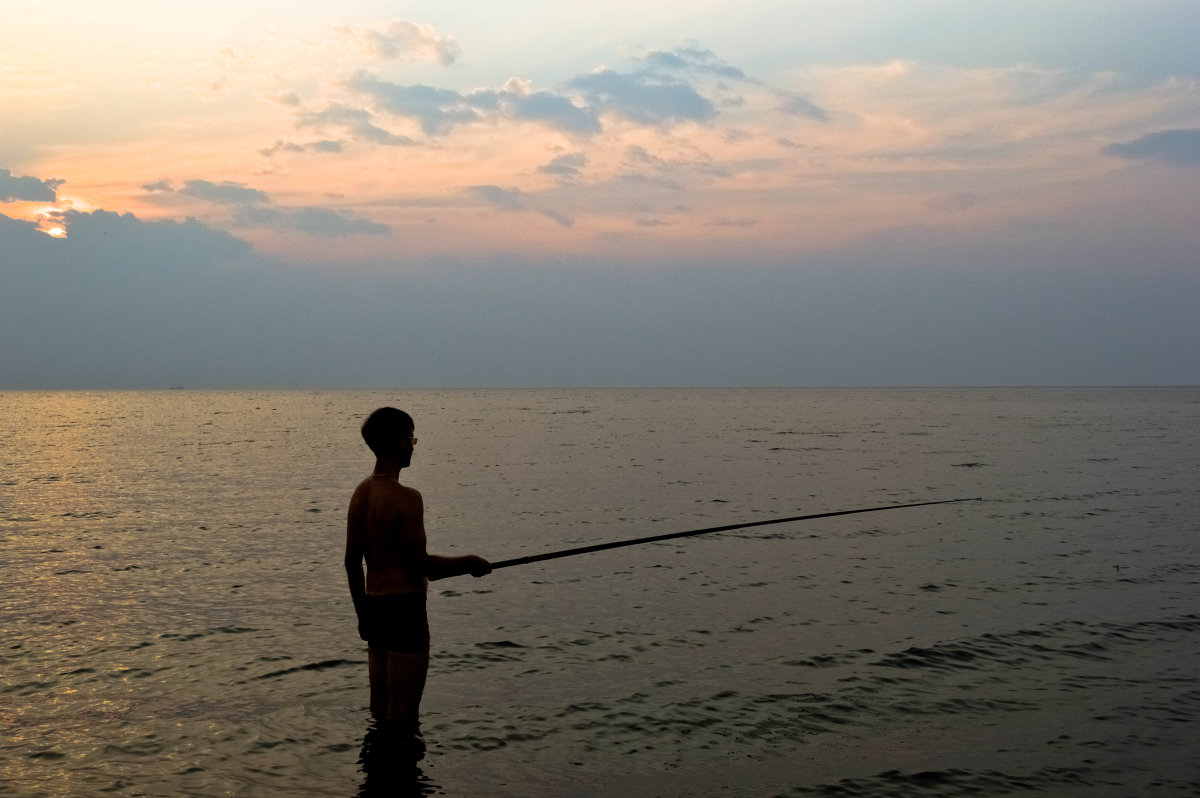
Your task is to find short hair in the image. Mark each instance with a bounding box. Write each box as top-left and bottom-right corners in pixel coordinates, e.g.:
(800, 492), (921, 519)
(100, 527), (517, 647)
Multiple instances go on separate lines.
(361, 407), (414, 457)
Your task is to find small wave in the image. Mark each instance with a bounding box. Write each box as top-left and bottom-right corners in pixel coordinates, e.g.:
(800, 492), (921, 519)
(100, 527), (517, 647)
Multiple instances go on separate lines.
(157, 626), (259, 643)
(4, 680), (56, 696)
(869, 614), (1198, 680)
(890, 696), (1040, 716)
(783, 651), (870, 669)
(253, 658), (360, 681)
(778, 765), (1098, 796)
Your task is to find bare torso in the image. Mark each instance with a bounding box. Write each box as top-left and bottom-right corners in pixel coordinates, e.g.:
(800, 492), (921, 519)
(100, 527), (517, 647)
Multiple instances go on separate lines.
(346, 475), (428, 595)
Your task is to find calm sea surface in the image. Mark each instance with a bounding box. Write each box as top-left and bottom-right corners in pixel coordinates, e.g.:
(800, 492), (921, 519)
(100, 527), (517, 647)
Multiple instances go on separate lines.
(2, 388), (1198, 797)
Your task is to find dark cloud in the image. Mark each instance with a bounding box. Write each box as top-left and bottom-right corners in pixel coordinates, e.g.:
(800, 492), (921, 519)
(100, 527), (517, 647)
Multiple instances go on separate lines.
(333, 50), (750, 140)
(143, 177), (385, 236)
(180, 179), (270, 205)
(778, 95), (828, 121)
(1, 168), (64, 202)
(1103, 129), (1200, 166)
(345, 72), (599, 138)
(5, 208), (1199, 388)
(1, 208), (270, 388)
(567, 69), (716, 126)
(0, 210), (58, 248)
(142, 179), (173, 192)
(234, 205), (389, 237)
(476, 87), (601, 136)
(346, 72), (480, 135)
(297, 103), (417, 146)
(2, 207), (250, 269)
(538, 153), (588, 178)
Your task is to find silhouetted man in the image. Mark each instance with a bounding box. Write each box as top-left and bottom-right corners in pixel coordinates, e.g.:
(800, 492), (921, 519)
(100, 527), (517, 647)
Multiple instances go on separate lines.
(345, 407), (490, 727)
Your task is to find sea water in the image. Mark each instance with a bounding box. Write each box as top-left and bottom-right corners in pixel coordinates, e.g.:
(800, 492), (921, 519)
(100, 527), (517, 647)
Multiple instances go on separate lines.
(1, 388), (1198, 797)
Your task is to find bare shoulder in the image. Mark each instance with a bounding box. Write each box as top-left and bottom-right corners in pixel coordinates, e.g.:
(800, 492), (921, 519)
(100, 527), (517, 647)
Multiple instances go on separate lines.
(347, 478), (375, 516)
(390, 483), (423, 514)
(354, 479), (422, 514)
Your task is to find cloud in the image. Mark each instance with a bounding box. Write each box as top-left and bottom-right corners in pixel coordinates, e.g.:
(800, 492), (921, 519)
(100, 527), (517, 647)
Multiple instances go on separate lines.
(316, 50), (748, 143)
(179, 179), (270, 205)
(567, 68), (717, 127)
(468, 185), (527, 211)
(618, 144), (729, 184)
(334, 18), (460, 64)
(345, 72), (480, 136)
(1103, 129), (1200, 166)
(540, 209), (574, 228)
(259, 139), (344, 157)
(777, 94), (828, 121)
(472, 82), (602, 136)
(3, 207), (250, 261)
(5, 207), (1200, 388)
(926, 192), (982, 212)
(468, 186), (574, 227)
(625, 145), (667, 168)
(1, 168), (64, 202)
(345, 72), (599, 138)
(538, 153), (588, 179)
(706, 217), (757, 228)
(144, 178), (387, 237)
(642, 47), (752, 82)
(615, 173), (686, 192)
(297, 103), (417, 146)
(234, 206), (390, 237)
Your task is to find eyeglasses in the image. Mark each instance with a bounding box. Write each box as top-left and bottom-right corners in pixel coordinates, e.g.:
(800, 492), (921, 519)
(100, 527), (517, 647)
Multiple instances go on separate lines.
(401, 436), (418, 445)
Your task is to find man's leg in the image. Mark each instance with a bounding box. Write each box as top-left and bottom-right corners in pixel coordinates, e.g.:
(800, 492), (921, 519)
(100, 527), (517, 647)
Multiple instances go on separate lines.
(368, 646), (389, 718)
(386, 652), (429, 727)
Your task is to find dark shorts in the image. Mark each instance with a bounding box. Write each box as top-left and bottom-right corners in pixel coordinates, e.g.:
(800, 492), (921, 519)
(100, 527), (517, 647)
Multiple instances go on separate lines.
(362, 592), (430, 654)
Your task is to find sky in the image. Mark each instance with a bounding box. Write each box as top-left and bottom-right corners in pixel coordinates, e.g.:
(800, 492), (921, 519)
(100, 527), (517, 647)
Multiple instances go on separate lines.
(2, 0), (1198, 388)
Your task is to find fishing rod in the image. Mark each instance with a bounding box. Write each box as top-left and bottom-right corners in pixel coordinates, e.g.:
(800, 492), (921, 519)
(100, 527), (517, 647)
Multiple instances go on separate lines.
(489, 497), (981, 570)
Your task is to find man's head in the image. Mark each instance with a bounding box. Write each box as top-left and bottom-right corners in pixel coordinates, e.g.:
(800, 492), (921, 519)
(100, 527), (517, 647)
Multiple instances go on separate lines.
(361, 407), (415, 458)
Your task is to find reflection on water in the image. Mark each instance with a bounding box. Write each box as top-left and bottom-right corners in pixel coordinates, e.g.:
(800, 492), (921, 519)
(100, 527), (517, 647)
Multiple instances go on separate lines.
(357, 720), (438, 797)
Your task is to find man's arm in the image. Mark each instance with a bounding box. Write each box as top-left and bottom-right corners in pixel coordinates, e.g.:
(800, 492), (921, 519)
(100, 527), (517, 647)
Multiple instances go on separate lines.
(425, 554), (491, 581)
(344, 492), (369, 639)
(398, 488), (491, 581)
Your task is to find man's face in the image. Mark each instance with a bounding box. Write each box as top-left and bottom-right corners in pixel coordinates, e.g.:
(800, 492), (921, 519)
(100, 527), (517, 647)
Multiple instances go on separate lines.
(398, 428), (416, 467)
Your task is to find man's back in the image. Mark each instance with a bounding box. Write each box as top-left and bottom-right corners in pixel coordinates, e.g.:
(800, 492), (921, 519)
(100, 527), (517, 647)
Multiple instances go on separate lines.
(347, 475), (428, 595)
